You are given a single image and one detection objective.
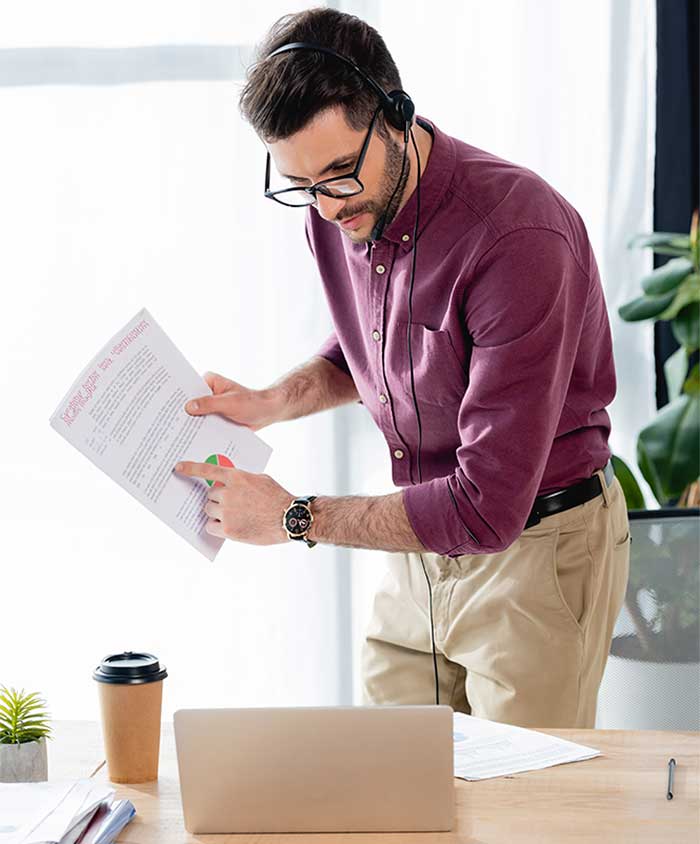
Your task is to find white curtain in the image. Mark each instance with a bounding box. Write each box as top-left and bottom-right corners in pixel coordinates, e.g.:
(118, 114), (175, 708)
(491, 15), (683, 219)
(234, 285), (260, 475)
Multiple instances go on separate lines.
(0, 1), (352, 719)
(0, 1), (656, 716)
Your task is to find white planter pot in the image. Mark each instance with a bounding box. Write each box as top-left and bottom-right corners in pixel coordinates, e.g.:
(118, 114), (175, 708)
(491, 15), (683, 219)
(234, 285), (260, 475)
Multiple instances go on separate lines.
(0, 737), (48, 782)
(596, 654), (700, 730)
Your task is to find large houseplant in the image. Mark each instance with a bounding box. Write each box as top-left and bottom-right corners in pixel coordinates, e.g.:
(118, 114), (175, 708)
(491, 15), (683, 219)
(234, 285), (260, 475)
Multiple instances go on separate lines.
(614, 209), (700, 510)
(0, 685), (52, 782)
(600, 211), (700, 729)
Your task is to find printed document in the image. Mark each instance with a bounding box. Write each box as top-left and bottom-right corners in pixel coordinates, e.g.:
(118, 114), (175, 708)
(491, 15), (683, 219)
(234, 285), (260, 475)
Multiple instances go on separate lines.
(49, 308), (272, 560)
(453, 712), (601, 780)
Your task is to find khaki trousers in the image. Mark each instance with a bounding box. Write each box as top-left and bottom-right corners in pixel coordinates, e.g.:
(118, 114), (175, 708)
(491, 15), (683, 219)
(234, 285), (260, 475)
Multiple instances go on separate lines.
(361, 469), (631, 728)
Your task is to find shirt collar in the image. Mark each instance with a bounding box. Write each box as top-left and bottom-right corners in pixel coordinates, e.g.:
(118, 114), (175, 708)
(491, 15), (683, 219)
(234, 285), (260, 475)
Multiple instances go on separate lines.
(378, 115), (455, 250)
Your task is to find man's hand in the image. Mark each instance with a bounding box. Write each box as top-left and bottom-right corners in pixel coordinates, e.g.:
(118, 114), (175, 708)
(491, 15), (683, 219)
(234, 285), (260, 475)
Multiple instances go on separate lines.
(185, 372), (282, 431)
(174, 460), (292, 545)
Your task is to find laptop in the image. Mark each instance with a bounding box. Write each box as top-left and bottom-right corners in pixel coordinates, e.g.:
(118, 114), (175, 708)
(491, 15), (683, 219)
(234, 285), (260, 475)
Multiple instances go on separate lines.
(173, 705), (455, 833)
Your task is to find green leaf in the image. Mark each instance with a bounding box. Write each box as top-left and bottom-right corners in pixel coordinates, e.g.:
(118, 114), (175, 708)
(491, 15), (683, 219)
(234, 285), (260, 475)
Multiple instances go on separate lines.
(664, 346), (689, 402)
(684, 362), (700, 396)
(691, 210), (699, 269)
(628, 232), (692, 256)
(641, 258), (693, 295)
(16, 698), (45, 710)
(618, 288), (677, 322)
(657, 274), (700, 321)
(610, 455), (646, 509)
(637, 436), (664, 507)
(16, 699), (43, 712)
(672, 302), (700, 351)
(637, 392), (700, 504)
(0, 686), (51, 743)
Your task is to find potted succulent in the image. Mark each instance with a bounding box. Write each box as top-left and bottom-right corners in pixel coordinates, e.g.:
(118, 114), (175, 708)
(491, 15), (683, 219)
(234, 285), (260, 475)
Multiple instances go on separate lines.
(0, 686), (52, 782)
(598, 210), (700, 730)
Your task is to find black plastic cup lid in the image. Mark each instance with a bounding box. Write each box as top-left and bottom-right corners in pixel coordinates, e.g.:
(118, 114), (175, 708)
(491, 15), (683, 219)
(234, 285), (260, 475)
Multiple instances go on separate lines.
(93, 651), (168, 685)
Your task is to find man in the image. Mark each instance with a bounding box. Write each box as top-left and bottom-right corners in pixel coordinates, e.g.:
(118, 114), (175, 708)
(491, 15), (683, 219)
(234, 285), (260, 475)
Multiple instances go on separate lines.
(174, 8), (631, 728)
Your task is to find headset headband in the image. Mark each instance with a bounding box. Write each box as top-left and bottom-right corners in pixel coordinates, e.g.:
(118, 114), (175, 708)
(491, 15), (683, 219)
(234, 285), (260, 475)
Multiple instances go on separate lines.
(267, 41), (415, 141)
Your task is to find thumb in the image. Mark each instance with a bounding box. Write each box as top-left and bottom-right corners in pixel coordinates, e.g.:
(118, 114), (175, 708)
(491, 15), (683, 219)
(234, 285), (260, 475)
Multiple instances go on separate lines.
(185, 394), (227, 416)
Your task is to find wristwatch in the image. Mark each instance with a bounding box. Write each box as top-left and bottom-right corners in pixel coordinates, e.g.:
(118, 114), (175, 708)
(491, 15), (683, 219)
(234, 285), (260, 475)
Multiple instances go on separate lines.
(282, 496), (317, 548)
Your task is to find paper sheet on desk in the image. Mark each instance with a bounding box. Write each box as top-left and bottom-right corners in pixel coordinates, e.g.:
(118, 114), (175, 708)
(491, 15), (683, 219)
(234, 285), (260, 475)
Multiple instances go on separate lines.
(49, 308), (272, 561)
(0, 779), (113, 844)
(453, 712), (601, 780)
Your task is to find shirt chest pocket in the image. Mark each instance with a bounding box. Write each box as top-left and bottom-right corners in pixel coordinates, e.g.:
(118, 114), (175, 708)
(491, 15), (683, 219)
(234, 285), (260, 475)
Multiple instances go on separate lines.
(392, 322), (469, 406)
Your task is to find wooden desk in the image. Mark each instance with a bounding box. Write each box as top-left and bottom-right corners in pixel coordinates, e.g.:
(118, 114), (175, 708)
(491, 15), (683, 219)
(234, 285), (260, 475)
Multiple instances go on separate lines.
(50, 721), (699, 843)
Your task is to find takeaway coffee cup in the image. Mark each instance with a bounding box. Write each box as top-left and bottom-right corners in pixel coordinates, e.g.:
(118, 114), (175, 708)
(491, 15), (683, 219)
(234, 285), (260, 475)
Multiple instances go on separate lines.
(93, 651), (167, 783)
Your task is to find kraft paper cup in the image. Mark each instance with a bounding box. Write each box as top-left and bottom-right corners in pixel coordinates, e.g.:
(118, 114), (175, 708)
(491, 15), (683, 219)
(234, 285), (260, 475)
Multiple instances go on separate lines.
(93, 651), (167, 783)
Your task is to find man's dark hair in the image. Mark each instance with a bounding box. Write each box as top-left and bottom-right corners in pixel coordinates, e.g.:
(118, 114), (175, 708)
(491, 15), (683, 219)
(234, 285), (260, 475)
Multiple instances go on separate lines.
(239, 7), (403, 142)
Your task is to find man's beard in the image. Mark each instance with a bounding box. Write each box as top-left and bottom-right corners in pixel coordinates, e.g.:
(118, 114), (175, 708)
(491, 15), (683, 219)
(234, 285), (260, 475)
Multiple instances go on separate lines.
(337, 135), (410, 242)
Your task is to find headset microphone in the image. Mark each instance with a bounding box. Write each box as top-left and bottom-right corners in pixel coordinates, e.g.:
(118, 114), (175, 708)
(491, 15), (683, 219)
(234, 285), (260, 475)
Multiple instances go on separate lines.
(369, 209), (388, 244)
(269, 41), (440, 707)
(370, 135), (408, 243)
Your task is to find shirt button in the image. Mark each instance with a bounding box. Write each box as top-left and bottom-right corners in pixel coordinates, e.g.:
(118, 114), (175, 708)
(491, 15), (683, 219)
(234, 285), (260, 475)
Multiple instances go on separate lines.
(393, 449), (404, 459)
(379, 393), (388, 404)
(375, 264), (386, 274)
(401, 234), (410, 242)
(372, 330), (381, 341)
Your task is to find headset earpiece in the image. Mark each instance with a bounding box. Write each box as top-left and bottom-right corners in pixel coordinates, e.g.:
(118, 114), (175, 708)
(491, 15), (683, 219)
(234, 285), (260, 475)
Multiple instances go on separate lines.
(386, 90), (415, 142)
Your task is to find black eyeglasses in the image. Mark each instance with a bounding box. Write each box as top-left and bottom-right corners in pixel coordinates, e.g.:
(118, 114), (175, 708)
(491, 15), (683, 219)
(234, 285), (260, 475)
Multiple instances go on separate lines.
(264, 105), (382, 208)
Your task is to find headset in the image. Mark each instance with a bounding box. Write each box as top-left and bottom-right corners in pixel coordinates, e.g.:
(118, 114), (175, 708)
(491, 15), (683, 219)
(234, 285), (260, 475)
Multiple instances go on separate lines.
(268, 42), (441, 706)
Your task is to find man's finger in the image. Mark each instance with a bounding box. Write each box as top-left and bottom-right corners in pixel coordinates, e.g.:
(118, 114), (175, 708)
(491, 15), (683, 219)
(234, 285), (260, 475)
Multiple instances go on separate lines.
(207, 486), (225, 503)
(204, 501), (223, 520)
(205, 518), (226, 538)
(184, 394), (222, 415)
(203, 371), (220, 390)
(174, 461), (233, 485)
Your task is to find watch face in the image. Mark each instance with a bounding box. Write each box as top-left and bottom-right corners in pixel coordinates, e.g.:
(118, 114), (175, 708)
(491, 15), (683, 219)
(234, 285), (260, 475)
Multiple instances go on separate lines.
(286, 504), (311, 535)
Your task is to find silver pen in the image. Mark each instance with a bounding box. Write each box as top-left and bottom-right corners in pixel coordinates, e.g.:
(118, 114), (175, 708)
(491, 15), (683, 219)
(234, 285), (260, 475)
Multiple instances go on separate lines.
(667, 757), (676, 800)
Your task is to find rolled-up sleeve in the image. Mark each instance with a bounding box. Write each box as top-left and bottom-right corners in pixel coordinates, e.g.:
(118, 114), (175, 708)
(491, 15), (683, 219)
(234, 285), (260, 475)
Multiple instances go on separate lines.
(315, 330), (353, 378)
(402, 228), (592, 557)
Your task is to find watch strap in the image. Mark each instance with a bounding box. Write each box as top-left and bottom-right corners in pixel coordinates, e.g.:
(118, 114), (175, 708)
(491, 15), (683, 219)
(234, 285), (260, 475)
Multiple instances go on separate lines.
(294, 495), (317, 506)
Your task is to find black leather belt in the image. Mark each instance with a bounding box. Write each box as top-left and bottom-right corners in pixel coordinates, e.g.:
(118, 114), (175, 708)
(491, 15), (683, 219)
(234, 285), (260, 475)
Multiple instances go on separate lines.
(524, 459), (615, 529)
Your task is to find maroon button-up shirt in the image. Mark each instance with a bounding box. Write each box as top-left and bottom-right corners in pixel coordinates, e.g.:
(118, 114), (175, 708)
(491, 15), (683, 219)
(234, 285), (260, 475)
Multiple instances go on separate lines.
(306, 116), (616, 558)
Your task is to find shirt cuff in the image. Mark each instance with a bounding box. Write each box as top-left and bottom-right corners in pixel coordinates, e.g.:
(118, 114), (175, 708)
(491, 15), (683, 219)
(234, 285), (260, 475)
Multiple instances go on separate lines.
(402, 477), (481, 558)
(315, 335), (352, 379)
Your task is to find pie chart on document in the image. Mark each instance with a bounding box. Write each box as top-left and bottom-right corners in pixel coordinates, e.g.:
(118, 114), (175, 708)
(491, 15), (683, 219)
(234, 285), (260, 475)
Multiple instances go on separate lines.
(205, 453), (234, 487)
